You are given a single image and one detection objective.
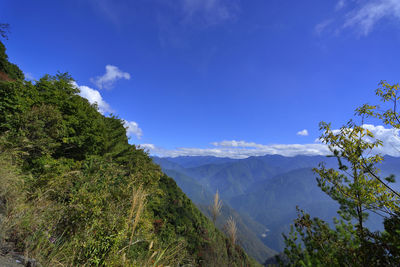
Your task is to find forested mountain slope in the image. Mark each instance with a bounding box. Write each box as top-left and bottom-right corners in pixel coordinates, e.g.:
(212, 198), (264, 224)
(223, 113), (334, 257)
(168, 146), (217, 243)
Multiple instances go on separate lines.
(156, 155), (400, 253)
(0, 40), (259, 266)
(155, 164), (277, 263)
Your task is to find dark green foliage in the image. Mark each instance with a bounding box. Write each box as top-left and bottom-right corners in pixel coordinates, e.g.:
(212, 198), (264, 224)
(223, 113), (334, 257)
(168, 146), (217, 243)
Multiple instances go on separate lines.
(282, 208), (362, 266)
(147, 174), (258, 266)
(157, 155), (338, 203)
(281, 208), (400, 266)
(198, 204), (277, 263)
(281, 82), (400, 266)
(157, 155), (400, 254)
(0, 41), (24, 80)
(0, 40), (258, 266)
(158, 166), (276, 263)
(379, 212), (400, 263)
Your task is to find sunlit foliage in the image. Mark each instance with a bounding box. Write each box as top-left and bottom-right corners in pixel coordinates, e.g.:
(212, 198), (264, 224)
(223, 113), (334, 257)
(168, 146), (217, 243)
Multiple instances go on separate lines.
(282, 82), (400, 266)
(0, 40), (258, 266)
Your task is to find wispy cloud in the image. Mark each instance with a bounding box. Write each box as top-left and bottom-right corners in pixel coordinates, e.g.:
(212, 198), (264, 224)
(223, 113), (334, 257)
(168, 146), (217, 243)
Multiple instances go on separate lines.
(319, 0), (400, 36)
(87, 0), (124, 26)
(297, 129), (309, 136)
(91, 65), (131, 90)
(343, 0), (400, 36)
(314, 19), (333, 35)
(315, 0), (400, 36)
(335, 0), (347, 11)
(180, 0), (239, 26)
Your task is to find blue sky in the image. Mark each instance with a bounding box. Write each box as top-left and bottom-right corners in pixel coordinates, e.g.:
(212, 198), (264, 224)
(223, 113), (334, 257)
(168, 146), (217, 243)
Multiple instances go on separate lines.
(2, 0), (400, 158)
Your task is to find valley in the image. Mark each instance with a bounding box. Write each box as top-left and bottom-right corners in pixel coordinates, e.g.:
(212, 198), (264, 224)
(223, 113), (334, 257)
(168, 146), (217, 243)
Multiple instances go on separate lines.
(154, 155), (400, 261)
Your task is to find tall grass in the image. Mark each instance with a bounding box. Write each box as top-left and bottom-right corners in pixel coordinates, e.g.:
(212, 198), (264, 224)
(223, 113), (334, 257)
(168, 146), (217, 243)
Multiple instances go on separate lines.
(0, 148), (188, 266)
(225, 216), (237, 248)
(128, 185), (147, 245)
(210, 190), (222, 224)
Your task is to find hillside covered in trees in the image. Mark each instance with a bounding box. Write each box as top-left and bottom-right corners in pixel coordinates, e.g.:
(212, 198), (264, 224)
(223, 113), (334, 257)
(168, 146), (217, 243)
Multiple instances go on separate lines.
(154, 84), (400, 266)
(156, 154), (400, 256)
(0, 39), (260, 266)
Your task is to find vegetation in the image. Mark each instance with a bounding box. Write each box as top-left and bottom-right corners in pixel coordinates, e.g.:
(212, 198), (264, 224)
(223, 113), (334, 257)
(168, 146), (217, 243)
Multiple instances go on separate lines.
(157, 159), (278, 263)
(210, 190), (222, 224)
(224, 216), (238, 248)
(0, 26), (23, 81)
(230, 167), (339, 252)
(281, 82), (400, 266)
(0, 39), (259, 266)
(155, 145), (400, 261)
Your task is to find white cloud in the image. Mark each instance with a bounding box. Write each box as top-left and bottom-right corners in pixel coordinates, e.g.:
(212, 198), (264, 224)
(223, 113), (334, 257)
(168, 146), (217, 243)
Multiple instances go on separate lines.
(181, 0), (239, 25)
(343, 0), (400, 35)
(211, 140), (264, 148)
(336, 0), (347, 11)
(88, 0), (121, 25)
(361, 124), (400, 156)
(297, 129), (309, 136)
(91, 65), (131, 90)
(124, 120), (143, 139)
(73, 81), (143, 140)
(315, 19), (333, 35)
(140, 143), (156, 150)
(316, 124), (400, 156)
(142, 124), (400, 159)
(72, 82), (113, 114)
(316, 0), (400, 36)
(143, 141), (331, 159)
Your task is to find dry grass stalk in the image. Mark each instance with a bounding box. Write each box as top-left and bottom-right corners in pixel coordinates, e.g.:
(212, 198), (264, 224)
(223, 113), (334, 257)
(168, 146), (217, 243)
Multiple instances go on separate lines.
(128, 185), (147, 245)
(210, 190), (222, 224)
(225, 216), (237, 247)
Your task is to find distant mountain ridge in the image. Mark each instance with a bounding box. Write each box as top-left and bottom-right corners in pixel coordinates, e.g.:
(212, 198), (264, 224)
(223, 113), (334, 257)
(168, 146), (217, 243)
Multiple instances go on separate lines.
(154, 155), (338, 200)
(164, 156), (237, 168)
(152, 158), (277, 263)
(0, 39), (260, 266)
(153, 155), (400, 254)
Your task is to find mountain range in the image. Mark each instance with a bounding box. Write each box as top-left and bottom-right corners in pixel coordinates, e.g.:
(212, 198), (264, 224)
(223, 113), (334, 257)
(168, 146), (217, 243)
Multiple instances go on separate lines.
(0, 39), (261, 266)
(153, 154), (400, 261)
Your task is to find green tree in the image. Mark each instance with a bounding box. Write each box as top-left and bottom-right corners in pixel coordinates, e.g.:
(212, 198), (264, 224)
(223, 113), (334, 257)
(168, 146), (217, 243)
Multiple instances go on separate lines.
(282, 81), (400, 266)
(0, 39), (259, 266)
(0, 38), (24, 80)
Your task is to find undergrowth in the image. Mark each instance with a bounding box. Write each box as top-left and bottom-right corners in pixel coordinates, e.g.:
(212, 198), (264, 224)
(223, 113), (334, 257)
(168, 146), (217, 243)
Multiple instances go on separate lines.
(0, 39), (258, 266)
